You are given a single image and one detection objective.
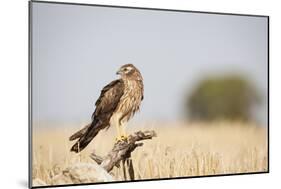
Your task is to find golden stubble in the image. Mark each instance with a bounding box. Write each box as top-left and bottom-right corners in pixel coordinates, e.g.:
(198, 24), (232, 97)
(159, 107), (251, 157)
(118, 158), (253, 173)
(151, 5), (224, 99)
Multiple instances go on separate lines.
(32, 121), (268, 185)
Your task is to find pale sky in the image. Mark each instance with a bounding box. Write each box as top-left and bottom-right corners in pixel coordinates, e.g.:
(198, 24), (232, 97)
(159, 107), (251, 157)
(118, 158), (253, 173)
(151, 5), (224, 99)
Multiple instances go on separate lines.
(31, 2), (268, 125)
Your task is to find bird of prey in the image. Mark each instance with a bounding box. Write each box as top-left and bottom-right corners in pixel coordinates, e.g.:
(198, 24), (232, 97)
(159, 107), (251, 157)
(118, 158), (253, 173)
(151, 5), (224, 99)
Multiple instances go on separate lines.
(69, 64), (144, 153)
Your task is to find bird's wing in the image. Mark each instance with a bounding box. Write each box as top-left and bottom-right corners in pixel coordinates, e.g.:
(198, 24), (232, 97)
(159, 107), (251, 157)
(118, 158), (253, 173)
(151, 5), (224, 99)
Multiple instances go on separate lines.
(69, 79), (124, 152)
(92, 79), (125, 120)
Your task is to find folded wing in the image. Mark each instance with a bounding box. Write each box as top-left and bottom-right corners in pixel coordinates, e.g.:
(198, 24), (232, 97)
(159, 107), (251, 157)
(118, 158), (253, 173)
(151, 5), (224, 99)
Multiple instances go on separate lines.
(69, 79), (124, 153)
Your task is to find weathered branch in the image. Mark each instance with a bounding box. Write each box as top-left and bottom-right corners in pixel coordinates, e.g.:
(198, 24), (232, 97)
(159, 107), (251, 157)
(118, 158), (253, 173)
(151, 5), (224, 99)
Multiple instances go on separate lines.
(90, 130), (156, 173)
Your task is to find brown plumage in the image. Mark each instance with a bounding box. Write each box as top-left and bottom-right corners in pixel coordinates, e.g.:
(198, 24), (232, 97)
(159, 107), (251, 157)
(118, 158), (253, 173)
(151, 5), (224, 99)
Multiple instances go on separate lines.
(70, 64), (144, 153)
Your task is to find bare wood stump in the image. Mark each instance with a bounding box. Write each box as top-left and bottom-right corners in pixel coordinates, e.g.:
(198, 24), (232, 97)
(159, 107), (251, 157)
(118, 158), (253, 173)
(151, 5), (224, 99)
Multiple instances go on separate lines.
(90, 130), (157, 180)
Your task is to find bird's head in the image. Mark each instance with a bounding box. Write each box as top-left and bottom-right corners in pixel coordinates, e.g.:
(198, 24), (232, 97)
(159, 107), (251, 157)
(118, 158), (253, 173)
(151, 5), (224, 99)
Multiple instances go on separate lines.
(116, 64), (142, 81)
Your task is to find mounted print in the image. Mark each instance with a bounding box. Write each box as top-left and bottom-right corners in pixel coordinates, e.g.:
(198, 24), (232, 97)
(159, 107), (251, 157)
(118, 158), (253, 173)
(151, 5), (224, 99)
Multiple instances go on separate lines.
(29, 1), (269, 188)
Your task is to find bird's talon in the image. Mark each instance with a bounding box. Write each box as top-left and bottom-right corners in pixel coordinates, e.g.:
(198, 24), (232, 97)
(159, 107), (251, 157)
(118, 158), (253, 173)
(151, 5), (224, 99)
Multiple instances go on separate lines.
(115, 137), (122, 143)
(115, 135), (128, 143)
(121, 135), (128, 141)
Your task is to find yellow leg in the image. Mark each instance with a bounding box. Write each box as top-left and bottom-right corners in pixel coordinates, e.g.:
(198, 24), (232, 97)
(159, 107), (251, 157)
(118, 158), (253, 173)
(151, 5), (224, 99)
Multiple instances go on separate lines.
(114, 116), (123, 142)
(120, 123), (128, 140)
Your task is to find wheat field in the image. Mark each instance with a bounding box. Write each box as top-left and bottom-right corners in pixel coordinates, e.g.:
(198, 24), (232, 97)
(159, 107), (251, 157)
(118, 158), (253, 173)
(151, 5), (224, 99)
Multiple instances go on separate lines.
(32, 121), (268, 186)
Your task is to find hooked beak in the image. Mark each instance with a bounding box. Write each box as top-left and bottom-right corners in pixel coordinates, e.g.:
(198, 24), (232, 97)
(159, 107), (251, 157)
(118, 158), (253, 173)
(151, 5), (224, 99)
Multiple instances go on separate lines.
(116, 70), (121, 75)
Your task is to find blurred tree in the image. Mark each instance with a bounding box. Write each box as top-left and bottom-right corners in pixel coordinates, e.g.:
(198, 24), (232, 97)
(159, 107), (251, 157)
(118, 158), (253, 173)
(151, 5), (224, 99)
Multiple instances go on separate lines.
(186, 75), (260, 121)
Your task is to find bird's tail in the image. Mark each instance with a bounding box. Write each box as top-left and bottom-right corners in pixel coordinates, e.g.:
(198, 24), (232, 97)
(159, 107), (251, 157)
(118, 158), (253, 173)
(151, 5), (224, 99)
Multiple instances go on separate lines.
(70, 121), (100, 153)
(69, 123), (91, 141)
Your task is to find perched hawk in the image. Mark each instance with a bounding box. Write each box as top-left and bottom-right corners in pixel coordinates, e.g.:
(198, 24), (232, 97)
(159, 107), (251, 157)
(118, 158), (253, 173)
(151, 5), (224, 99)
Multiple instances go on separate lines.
(69, 64), (144, 153)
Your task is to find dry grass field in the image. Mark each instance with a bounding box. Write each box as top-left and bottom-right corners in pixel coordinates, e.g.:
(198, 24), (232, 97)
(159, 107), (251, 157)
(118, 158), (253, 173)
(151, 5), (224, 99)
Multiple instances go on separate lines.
(32, 121), (268, 186)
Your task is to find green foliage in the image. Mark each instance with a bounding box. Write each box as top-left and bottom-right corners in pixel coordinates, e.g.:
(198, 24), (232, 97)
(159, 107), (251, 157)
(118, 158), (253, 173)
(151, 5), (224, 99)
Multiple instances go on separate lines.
(186, 75), (260, 121)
